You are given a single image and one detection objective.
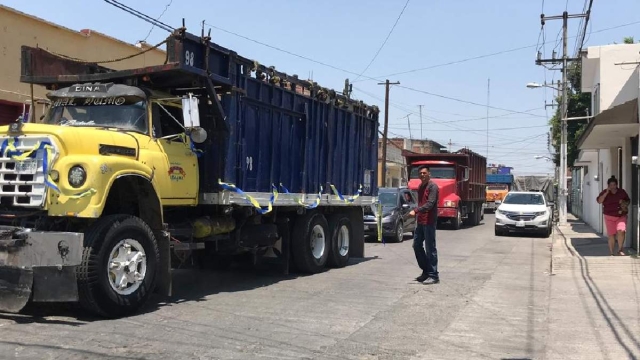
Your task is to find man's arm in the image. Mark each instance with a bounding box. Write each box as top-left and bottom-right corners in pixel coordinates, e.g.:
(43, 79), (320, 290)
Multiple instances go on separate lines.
(416, 183), (439, 213)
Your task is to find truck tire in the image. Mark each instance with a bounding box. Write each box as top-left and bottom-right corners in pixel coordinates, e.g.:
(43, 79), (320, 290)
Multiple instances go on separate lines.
(77, 215), (159, 318)
(452, 208), (462, 230)
(292, 212), (329, 273)
(327, 214), (351, 268)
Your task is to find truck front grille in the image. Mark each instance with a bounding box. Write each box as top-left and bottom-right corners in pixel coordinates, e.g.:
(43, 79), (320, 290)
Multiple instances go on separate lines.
(0, 136), (56, 208)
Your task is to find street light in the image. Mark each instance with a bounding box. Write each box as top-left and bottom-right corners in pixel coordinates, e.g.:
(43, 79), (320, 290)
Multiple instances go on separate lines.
(527, 80), (567, 226)
(534, 155), (553, 161)
(526, 82), (561, 91)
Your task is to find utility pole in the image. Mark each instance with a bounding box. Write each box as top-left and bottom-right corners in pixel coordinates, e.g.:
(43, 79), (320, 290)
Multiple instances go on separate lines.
(536, 11), (586, 226)
(406, 114), (413, 140)
(418, 105), (424, 140)
(377, 79), (400, 188)
(486, 78), (490, 161)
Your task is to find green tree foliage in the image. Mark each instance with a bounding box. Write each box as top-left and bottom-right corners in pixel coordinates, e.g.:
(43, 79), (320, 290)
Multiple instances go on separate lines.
(623, 36), (635, 44)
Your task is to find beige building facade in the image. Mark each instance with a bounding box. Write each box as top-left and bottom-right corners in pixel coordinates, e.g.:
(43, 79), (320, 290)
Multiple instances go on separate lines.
(0, 4), (167, 124)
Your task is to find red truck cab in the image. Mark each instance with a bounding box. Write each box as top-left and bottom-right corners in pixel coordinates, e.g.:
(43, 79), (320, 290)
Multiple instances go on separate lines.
(404, 149), (486, 229)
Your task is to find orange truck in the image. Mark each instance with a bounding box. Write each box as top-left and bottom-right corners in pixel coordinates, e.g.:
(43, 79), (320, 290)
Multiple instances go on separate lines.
(484, 174), (514, 213)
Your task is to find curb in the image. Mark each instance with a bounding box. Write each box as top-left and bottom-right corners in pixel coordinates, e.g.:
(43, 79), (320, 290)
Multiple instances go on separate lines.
(550, 223), (578, 275)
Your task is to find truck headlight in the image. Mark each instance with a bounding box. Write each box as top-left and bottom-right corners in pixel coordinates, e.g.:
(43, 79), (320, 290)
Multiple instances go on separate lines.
(68, 166), (87, 188)
(443, 200), (456, 207)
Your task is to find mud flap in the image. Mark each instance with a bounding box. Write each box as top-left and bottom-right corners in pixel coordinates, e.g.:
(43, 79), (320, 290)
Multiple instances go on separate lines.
(0, 228), (83, 313)
(0, 267), (33, 313)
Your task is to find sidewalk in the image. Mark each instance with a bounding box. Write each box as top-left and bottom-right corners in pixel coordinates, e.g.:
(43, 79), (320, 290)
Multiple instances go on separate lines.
(546, 214), (640, 360)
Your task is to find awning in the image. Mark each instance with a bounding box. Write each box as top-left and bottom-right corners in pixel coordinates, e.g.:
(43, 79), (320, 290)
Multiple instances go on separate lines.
(574, 149), (598, 166)
(577, 99), (639, 150)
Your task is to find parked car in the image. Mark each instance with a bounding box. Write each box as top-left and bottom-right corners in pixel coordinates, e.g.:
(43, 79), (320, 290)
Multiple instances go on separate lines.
(364, 187), (417, 242)
(494, 191), (552, 237)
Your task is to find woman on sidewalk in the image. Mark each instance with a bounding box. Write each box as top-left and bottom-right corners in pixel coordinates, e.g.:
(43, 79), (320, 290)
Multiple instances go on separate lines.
(597, 175), (630, 256)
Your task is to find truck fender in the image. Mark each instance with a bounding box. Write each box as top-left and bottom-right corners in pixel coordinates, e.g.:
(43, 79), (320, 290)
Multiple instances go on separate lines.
(101, 173), (171, 297)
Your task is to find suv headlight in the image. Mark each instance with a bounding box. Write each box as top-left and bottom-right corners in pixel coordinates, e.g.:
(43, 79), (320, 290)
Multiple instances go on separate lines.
(534, 211), (547, 217)
(68, 165), (87, 188)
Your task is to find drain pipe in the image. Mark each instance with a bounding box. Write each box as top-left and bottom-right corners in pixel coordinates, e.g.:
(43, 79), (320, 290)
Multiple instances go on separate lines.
(634, 156), (640, 254)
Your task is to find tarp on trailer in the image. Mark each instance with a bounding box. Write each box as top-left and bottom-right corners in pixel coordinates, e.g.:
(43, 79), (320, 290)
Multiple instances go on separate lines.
(513, 176), (555, 202)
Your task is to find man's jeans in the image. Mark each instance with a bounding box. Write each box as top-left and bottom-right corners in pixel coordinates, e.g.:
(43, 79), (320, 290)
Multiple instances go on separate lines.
(413, 224), (439, 280)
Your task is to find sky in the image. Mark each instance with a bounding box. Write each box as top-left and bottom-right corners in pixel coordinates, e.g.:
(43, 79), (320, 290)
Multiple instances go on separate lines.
(4, 0), (640, 175)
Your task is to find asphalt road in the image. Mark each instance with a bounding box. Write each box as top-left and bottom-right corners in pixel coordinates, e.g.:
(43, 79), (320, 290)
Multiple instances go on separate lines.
(0, 214), (553, 360)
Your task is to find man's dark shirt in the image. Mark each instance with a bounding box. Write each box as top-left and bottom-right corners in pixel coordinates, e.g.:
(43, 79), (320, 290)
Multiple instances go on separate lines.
(415, 180), (439, 225)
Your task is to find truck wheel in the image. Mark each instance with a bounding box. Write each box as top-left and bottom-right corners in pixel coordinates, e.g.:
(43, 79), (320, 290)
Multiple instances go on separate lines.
(77, 215), (159, 318)
(327, 214), (351, 268)
(292, 212), (329, 273)
(452, 208), (462, 230)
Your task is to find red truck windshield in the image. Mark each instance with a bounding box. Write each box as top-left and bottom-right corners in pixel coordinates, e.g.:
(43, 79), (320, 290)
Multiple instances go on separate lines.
(410, 166), (455, 179)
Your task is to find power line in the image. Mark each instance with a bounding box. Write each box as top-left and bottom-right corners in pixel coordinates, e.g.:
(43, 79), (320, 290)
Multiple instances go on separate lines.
(141, 0), (173, 42)
(353, 0), (410, 82)
(353, 86), (545, 124)
(203, 19), (640, 115)
(360, 19), (640, 81)
(395, 85), (547, 117)
(387, 124), (549, 132)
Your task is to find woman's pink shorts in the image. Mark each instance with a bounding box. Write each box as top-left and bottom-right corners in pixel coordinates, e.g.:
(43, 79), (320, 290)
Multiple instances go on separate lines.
(604, 214), (627, 236)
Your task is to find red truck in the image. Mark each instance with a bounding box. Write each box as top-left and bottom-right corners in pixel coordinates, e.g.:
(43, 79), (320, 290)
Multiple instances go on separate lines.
(403, 148), (487, 229)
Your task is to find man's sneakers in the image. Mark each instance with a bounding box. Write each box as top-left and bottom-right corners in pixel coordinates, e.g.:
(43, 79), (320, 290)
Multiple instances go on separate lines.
(423, 278), (439, 285)
(415, 273), (439, 284)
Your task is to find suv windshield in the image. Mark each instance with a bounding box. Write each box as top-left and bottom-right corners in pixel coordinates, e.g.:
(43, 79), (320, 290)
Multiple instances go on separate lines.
(378, 192), (398, 206)
(410, 166), (455, 179)
(44, 97), (148, 133)
(503, 193), (545, 205)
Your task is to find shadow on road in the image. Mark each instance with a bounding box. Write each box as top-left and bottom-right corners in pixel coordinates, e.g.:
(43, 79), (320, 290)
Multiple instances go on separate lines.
(0, 256), (378, 322)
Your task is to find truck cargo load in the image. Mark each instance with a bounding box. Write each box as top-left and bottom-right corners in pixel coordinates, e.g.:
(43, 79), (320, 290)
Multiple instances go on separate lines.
(0, 27), (379, 317)
(403, 148), (486, 229)
(513, 175), (556, 203)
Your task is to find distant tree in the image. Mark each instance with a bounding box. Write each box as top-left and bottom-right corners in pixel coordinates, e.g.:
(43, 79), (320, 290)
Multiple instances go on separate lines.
(623, 36), (635, 44)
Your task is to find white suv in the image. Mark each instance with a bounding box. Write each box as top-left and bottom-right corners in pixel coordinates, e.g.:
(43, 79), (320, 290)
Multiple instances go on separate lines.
(494, 191), (552, 237)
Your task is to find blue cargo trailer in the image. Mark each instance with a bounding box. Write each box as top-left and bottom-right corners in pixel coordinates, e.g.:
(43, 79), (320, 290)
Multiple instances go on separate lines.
(9, 27), (379, 317)
(487, 174), (514, 184)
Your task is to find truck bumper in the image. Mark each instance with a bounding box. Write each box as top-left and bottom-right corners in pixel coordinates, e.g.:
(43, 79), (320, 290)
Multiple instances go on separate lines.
(438, 207), (457, 219)
(0, 226), (84, 313)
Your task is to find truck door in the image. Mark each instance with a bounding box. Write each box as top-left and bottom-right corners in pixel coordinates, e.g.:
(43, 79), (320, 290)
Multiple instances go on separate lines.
(151, 102), (199, 201)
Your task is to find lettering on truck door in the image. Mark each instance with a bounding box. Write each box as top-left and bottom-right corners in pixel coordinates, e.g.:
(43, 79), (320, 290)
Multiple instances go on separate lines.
(151, 102), (199, 200)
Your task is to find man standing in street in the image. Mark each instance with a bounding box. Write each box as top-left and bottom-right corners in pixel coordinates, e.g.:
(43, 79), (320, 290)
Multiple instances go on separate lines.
(409, 165), (440, 284)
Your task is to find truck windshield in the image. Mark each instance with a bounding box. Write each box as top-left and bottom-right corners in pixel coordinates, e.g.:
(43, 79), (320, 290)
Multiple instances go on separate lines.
(503, 193), (545, 205)
(43, 97), (148, 134)
(488, 184), (509, 191)
(410, 166), (455, 179)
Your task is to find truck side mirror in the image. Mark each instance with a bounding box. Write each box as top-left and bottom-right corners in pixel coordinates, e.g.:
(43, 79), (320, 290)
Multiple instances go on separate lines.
(464, 168), (469, 181)
(182, 94), (207, 144)
(182, 94), (201, 128)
